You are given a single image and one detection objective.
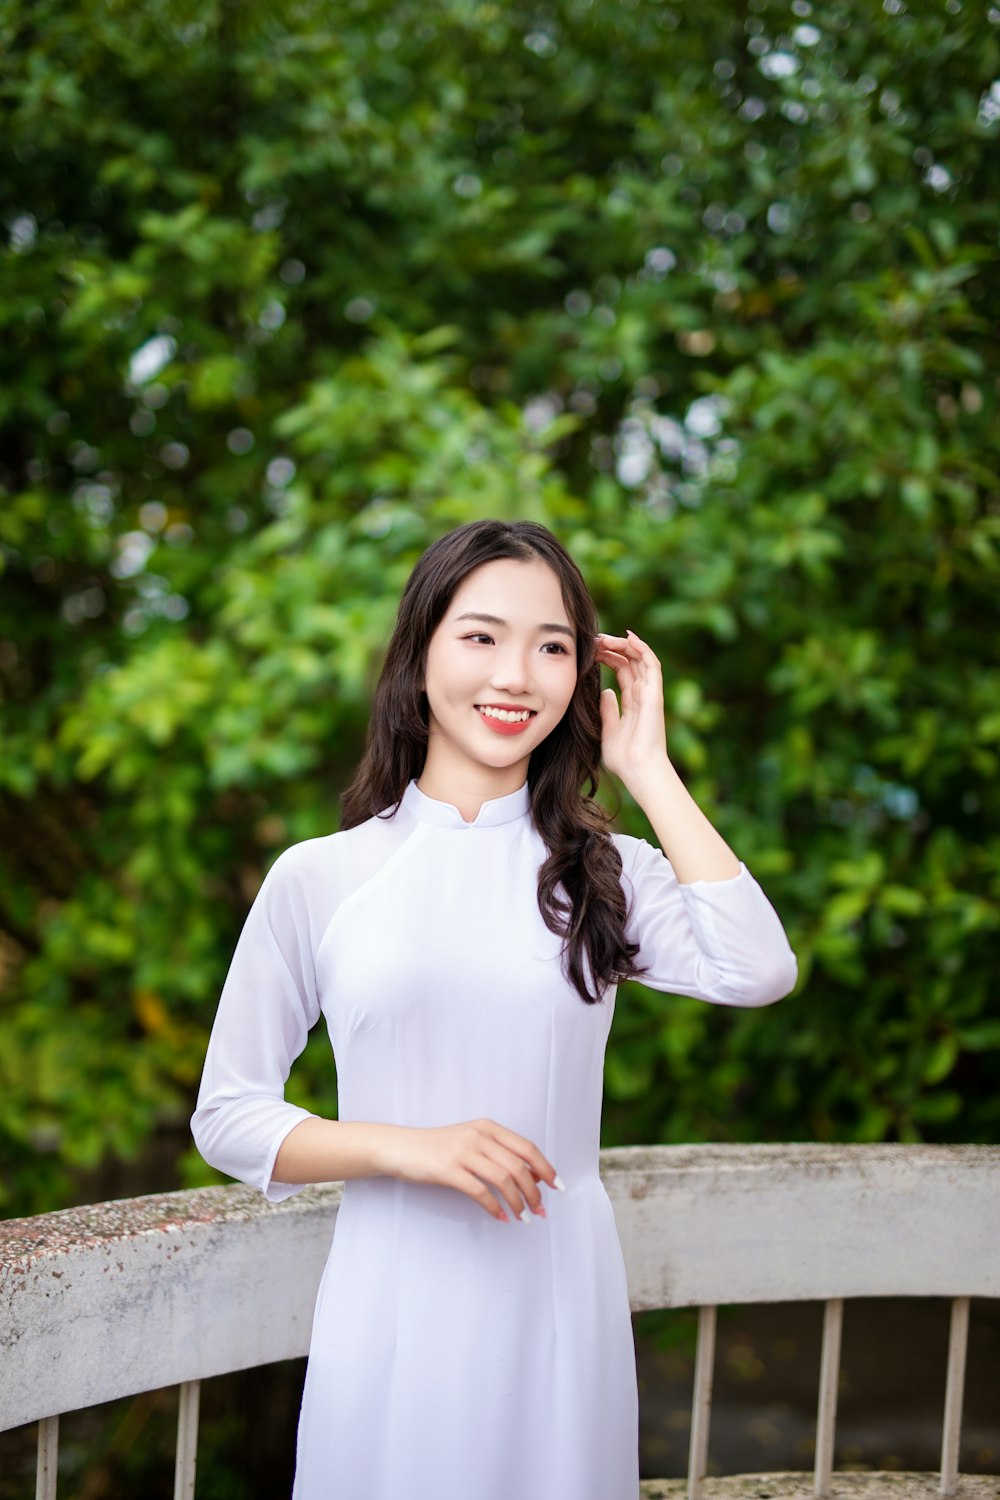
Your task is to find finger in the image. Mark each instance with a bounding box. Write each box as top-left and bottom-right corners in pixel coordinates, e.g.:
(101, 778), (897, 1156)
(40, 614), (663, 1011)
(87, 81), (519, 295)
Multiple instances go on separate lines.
(476, 1154), (538, 1222)
(603, 630), (658, 670)
(482, 1146), (548, 1218)
(609, 636), (660, 698)
(452, 1166), (511, 1223)
(597, 645), (637, 682)
(600, 686), (620, 738)
(615, 657), (639, 711)
(595, 636), (626, 653)
(487, 1124), (559, 1190)
(598, 638), (645, 686)
(625, 631), (662, 676)
(493, 1148), (549, 1217)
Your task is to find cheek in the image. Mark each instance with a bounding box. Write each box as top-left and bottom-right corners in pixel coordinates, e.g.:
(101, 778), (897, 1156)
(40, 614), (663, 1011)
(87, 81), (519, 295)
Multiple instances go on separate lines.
(551, 671), (578, 719)
(427, 653), (478, 705)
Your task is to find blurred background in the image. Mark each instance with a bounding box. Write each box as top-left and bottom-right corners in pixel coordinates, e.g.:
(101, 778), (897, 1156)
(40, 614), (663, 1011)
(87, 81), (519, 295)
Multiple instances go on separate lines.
(1, 0), (997, 1493)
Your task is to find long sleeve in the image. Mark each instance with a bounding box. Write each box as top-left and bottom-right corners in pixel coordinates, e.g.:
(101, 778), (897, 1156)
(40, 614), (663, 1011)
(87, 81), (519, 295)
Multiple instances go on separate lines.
(615, 835), (798, 1007)
(191, 846), (322, 1203)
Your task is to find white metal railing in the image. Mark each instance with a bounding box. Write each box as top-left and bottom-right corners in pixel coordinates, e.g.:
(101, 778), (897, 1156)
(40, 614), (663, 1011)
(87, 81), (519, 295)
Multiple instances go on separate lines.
(2, 1144), (998, 1499)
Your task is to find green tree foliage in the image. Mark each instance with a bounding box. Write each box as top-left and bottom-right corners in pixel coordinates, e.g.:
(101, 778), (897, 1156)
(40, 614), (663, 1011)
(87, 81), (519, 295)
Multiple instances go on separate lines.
(1, 0), (998, 1214)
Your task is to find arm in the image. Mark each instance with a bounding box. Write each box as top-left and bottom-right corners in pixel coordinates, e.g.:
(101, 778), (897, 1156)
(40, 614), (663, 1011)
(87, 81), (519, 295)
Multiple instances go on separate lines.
(272, 1116), (563, 1225)
(190, 847), (321, 1202)
(596, 629), (797, 1004)
(596, 628), (739, 883)
(629, 754), (740, 885)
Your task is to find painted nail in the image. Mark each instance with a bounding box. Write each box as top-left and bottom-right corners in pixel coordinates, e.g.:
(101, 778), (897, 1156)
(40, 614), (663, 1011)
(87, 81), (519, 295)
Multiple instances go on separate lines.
(553, 1174), (567, 1192)
(519, 1207), (533, 1225)
(499, 1212), (509, 1223)
(534, 1204), (547, 1219)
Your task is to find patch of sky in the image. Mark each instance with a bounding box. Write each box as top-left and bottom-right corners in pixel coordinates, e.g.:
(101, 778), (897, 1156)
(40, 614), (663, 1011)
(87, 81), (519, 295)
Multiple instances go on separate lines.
(143, 383), (170, 410)
(452, 173), (482, 198)
(643, 246), (677, 278)
(266, 457), (296, 488)
(685, 396), (727, 439)
(259, 300), (286, 330)
(564, 289), (592, 316)
(523, 394), (563, 434)
(62, 586), (106, 625)
(924, 163), (953, 193)
(759, 51), (799, 80)
(111, 531), (156, 579)
(139, 502), (168, 532)
(976, 81), (1000, 128)
(614, 395), (733, 491)
(345, 296), (375, 323)
(252, 199), (287, 232)
(159, 442), (188, 470)
(523, 30), (558, 57)
(128, 335), (176, 387)
(853, 763), (920, 820)
(8, 213), (37, 252)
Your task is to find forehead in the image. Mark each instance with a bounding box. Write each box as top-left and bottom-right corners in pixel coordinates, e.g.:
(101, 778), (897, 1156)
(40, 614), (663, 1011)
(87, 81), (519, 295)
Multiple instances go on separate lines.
(446, 557), (569, 619)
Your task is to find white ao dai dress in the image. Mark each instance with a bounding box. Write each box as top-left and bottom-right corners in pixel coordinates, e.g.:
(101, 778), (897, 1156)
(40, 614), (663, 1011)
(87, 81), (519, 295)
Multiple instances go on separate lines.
(192, 778), (797, 1500)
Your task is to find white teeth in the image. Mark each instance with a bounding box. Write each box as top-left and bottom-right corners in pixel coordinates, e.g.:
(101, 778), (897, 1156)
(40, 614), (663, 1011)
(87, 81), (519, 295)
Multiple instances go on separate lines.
(477, 706), (533, 723)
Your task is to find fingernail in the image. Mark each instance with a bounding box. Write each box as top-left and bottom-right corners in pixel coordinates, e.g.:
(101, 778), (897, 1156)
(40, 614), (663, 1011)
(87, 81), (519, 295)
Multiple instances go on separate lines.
(519, 1207), (533, 1225)
(553, 1174), (567, 1192)
(499, 1212), (509, 1223)
(534, 1204), (547, 1219)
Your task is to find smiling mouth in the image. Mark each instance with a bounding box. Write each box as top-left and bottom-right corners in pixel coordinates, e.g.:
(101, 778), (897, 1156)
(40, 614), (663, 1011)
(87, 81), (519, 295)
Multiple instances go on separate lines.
(474, 705), (537, 724)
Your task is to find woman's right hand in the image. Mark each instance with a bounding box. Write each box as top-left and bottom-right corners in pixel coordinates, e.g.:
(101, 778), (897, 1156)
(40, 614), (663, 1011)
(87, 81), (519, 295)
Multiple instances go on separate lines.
(377, 1118), (563, 1223)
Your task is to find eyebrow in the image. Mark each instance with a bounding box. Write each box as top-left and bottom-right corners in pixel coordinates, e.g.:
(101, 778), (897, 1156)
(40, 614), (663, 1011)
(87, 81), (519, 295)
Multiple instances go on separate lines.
(454, 611), (576, 640)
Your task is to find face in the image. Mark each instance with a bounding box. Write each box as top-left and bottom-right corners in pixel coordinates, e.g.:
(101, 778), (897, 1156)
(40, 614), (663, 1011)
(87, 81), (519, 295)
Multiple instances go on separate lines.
(421, 557), (579, 788)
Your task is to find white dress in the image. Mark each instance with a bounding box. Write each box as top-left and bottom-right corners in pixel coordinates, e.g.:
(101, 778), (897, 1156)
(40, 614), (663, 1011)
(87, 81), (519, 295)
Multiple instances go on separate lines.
(192, 778), (797, 1500)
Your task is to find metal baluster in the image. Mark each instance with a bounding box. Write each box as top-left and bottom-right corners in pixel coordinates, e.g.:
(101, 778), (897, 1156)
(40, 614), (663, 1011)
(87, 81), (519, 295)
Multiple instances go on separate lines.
(687, 1304), (717, 1500)
(174, 1380), (201, 1500)
(940, 1296), (970, 1496)
(815, 1297), (843, 1498)
(36, 1415), (59, 1500)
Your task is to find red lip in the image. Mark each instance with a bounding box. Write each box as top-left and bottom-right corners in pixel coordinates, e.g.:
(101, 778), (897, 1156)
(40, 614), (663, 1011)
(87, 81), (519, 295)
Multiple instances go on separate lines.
(473, 705), (536, 735)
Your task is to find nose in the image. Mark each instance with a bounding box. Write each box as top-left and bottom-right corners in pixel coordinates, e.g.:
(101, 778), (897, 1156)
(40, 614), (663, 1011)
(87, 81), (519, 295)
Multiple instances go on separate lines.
(490, 642), (533, 695)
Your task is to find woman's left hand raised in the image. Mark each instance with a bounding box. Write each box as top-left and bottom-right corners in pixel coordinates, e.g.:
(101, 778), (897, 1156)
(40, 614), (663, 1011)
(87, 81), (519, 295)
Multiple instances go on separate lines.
(594, 629), (670, 792)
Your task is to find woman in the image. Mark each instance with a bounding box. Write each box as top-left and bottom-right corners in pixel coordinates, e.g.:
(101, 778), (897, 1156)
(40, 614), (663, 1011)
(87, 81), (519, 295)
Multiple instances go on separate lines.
(192, 517), (797, 1499)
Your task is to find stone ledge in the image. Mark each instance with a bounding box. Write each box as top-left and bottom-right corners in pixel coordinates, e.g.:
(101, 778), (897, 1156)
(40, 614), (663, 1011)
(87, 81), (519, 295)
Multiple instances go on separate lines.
(639, 1476), (1000, 1500)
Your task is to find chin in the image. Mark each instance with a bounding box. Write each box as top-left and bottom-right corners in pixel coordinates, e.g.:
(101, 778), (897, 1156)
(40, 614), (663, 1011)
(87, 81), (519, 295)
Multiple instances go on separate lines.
(478, 743), (531, 766)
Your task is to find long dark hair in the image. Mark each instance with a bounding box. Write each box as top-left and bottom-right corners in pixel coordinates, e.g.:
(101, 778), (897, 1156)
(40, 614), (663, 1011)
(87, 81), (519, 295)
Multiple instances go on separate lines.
(340, 519), (647, 1003)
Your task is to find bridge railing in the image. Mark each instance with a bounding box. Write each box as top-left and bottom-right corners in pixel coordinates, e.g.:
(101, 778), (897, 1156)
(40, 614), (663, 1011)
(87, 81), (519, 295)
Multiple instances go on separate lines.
(2, 1143), (998, 1500)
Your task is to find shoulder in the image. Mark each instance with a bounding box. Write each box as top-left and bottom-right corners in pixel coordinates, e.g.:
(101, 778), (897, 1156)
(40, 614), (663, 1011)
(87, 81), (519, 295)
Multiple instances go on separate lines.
(260, 811), (401, 890)
(263, 829), (338, 875)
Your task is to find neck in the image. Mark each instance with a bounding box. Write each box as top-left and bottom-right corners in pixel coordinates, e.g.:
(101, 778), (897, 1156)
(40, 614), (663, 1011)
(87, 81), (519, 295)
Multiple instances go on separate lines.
(416, 754), (528, 824)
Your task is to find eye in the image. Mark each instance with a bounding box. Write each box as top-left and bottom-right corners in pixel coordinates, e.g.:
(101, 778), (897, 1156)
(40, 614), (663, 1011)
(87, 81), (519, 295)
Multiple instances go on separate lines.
(463, 632), (494, 645)
(542, 642), (570, 654)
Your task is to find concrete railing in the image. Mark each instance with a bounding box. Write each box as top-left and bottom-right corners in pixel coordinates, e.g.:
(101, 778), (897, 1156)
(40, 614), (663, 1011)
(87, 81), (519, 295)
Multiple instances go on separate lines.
(2, 1144), (999, 1500)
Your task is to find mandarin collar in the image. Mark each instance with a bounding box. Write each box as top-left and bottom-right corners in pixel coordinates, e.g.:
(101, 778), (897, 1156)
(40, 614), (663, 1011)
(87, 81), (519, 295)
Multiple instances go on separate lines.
(402, 778), (531, 829)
